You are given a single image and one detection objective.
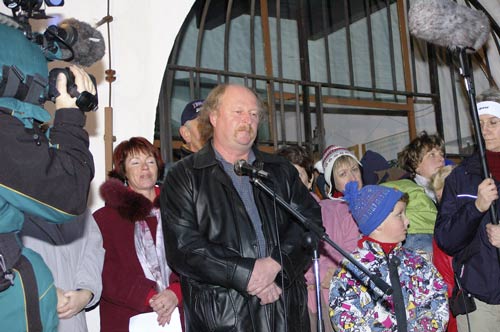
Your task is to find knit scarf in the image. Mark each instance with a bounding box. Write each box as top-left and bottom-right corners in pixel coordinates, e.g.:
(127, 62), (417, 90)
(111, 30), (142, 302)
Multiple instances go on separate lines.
(134, 207), (170, 292)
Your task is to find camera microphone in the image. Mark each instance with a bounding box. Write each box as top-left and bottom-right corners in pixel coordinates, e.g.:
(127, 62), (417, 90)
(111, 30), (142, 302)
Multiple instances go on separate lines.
(408, 0), (491, 52)
(44, 18), (105, 67)
(44, 19), (104, 111)
(234, 160), (270, 179)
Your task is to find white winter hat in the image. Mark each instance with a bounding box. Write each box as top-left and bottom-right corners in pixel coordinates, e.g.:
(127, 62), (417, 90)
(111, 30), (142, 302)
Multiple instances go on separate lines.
(477, 101), (500, 118)
(321, 145), (361, 197)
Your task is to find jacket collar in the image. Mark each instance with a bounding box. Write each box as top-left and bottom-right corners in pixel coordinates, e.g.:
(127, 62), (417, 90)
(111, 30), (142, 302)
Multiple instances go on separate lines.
(192, 141), (281, 169)
(462, 152), (482, 176)
(360, 237), (403, 256)
(192, 142), (218, 169)
(99, 178), (159, 222)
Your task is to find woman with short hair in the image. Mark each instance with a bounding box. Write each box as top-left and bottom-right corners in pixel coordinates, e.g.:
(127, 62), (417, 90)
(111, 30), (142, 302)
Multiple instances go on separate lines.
(94, 137), (182, 332)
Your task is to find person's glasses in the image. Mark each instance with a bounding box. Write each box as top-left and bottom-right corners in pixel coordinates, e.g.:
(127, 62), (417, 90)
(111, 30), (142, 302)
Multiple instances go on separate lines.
(480, 117), (500, 129)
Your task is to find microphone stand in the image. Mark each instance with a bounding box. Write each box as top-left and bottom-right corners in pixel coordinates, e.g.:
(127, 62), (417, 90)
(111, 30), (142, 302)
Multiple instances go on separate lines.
(249, 176), (393, 332)
(304, 233), (325, 332)
(312, 247), (324, 332)
(457, 48), (500, 263)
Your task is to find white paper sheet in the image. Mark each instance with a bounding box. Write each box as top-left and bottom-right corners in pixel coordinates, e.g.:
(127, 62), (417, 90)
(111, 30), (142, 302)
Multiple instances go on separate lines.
(129, 308), (182, 332)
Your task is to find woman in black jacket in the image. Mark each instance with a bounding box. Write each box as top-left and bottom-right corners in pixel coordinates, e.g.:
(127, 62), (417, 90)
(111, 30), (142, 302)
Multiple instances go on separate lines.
(434, 88), (500, 331)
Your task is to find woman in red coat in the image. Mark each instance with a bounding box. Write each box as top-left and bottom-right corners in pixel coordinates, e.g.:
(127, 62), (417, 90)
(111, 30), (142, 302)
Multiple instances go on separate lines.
(94, 137), (182, 332)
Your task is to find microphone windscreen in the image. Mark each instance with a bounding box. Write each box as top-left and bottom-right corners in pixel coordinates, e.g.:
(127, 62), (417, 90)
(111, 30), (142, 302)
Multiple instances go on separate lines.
(59, 18), (105, 67)
(408, 0), (490, 51)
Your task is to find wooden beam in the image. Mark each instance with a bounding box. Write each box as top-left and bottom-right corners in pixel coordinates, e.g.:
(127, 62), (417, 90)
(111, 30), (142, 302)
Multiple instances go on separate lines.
(104, 106), (115, 177)
(397, 0), (416, 139)
(276, 91), (413, 112)
(260, 0), (277, 147)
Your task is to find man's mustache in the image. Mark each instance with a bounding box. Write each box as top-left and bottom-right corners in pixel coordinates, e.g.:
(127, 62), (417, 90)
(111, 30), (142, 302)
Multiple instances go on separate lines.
(237, 125), (254, 134)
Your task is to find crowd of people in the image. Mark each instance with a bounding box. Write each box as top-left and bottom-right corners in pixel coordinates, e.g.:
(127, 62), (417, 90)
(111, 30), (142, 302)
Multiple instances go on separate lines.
(3, 72), (500, 332)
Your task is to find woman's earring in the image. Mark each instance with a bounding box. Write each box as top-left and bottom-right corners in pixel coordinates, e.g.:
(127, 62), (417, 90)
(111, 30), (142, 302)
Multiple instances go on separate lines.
(124, 178), (128, 187)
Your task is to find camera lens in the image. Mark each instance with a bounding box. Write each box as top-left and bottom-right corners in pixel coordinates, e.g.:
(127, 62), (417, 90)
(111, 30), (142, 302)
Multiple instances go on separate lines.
(3, 0), (43, 10)
(3, 0), (20, 9)
(44, 0), (63, 6)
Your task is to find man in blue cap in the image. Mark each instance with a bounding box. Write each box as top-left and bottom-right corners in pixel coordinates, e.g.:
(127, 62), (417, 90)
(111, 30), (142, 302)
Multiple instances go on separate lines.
(179, 99), (204, 158)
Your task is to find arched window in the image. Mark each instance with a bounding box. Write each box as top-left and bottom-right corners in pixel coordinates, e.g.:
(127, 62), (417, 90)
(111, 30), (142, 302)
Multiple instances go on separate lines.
(156, 0), (498, 163)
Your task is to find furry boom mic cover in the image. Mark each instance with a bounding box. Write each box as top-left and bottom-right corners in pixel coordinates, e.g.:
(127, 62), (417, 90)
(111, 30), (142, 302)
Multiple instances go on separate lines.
(408, 0), (491, 51)
(59, 18), (105, 67)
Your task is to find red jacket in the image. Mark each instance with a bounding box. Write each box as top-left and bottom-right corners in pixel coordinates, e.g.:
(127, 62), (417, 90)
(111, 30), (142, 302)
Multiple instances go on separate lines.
(432, 239), (456, 332)
(94, 179), (182, 332)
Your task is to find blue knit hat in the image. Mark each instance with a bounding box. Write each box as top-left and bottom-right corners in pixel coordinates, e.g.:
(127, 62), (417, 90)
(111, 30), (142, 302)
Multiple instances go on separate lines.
(343, 181), (403, 236)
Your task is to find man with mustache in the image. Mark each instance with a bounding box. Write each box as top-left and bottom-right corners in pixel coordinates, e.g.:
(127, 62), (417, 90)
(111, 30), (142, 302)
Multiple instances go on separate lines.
(161, 84), (322, 332)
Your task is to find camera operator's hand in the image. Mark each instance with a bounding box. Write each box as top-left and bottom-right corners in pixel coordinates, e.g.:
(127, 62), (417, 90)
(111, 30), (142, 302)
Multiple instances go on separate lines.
(55, 65), (96, 110)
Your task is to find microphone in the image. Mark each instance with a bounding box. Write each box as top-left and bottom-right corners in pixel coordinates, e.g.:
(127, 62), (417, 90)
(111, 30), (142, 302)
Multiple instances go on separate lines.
(234, 160), (270, 179)
(42, 19), (105, 109)
(408, 0), (491, 52)
(43, 18), (105, 67)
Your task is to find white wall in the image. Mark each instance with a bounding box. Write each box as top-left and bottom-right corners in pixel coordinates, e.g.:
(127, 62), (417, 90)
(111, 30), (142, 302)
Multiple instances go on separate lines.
(60, 0), (194, 213)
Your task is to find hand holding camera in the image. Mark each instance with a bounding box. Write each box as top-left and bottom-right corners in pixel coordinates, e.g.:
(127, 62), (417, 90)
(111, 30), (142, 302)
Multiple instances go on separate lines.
(49, 65), (98, 112)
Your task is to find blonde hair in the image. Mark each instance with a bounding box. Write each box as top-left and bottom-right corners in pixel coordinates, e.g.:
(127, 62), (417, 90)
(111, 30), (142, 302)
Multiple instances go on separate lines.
(429, 165), (456, 195)
(333, 155), (359, 174)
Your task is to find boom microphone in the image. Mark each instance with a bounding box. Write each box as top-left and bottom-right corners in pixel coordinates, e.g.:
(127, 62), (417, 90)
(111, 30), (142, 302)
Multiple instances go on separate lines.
(408, 0), (491, 51)
(234, 160), (270, 179)
(44, 18), (105, 67)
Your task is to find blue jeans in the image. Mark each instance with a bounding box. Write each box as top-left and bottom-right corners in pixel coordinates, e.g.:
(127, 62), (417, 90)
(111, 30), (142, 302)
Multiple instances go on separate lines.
(404, 234), (433, 255)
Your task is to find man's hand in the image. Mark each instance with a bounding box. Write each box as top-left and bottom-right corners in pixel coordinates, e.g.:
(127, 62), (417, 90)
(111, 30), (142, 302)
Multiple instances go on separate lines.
(475, 178), (498, 213)
(486, 223), (500, 248)
(149, 289), (178, 326)
(57, 289), (93, 319)
(55, 65), (96, 110)
(247, 257), (281, 296)
(254, 282), (282, 305)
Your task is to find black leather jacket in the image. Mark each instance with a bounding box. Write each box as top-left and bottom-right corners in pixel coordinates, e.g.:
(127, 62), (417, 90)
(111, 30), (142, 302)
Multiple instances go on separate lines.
(161, 143), (322, 332)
